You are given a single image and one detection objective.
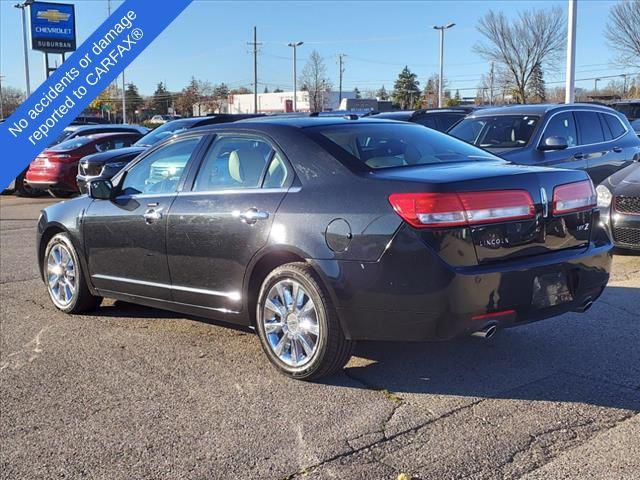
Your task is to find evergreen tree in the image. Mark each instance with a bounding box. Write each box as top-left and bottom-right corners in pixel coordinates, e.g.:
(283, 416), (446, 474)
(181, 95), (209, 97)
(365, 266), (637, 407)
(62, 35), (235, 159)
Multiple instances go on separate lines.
(125, 83), (144, 116)
(274, 87), (284, 93)
(527, 63), (546, 103)
(376, 85), (389, 100)
(354, 87), (362, 99)
(392, 66), (420, 109)
(263, 86), (270, 93)
(151, 82), (170, 115)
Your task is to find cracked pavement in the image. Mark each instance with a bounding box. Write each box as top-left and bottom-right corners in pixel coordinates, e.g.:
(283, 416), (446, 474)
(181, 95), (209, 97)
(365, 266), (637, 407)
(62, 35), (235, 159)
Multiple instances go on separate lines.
(1, 195), (639, 479)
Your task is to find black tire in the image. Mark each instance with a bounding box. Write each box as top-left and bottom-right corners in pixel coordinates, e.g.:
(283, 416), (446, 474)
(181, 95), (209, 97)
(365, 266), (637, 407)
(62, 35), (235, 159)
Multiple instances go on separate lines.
(256, 262), (354, 381)
(43, 233), (102, 313)
(48, 188), (76, 199)
(15, 172), (42, 197)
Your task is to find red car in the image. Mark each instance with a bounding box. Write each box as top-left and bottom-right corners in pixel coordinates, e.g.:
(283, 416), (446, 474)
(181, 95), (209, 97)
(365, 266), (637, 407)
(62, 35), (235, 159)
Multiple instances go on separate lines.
(25, 132), (142, 198)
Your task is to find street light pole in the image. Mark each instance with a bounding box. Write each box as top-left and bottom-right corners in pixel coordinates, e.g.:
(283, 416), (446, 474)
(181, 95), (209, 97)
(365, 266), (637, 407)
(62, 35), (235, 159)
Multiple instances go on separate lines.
(565, 0), (577, 104)
(433, 23), (455, 109)
(288, 41), (303, 112)
(14, 0), (33, 96)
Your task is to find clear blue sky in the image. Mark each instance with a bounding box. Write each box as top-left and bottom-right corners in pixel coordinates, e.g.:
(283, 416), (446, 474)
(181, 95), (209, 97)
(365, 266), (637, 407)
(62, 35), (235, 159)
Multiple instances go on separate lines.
(0, 0), (631, 97)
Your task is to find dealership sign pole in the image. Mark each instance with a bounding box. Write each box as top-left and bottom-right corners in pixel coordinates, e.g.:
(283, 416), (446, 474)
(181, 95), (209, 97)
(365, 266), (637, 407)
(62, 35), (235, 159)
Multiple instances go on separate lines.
(0, 0), (193, 189)
(29, 1), (77, 79)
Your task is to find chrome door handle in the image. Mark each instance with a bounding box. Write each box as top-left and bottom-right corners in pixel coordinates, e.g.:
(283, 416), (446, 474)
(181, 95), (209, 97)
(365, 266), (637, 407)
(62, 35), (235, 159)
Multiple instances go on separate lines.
(239, 208), (269, 224)
(612, 146), (623, 153)
(143, 208), (163, 224)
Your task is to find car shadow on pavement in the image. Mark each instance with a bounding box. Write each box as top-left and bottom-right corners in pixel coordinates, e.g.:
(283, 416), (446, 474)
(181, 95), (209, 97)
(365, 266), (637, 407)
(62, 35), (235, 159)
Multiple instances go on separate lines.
(333, 285), (640, 412)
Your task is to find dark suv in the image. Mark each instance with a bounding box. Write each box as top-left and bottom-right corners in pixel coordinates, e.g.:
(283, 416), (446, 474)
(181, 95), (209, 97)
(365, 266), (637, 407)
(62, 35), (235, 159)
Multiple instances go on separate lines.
(610, 100), (640, 137)
(373, 108), (474, 132)
(448, 104), (640, 184)
(76, 114), (262, 193)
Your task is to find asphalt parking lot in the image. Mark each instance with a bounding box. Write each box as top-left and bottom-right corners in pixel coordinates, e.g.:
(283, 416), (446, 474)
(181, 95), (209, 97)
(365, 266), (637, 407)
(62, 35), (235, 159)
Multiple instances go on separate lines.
(1, 195), (639, 480)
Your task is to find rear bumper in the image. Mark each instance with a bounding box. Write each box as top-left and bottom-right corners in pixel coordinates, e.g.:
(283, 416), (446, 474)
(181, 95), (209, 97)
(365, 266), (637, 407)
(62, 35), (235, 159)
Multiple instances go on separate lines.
(26, 163), (77, 192)
(313, 225), (613, 342)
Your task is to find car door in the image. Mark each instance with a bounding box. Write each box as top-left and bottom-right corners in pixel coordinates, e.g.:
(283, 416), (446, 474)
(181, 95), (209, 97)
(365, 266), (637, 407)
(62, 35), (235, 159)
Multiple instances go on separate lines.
(83, 135), (205, 300)
(536, 110), (587, 171)
(589, 112), (632, 182)
(573, 110), (611, 184)
(166, 133), (293, 317)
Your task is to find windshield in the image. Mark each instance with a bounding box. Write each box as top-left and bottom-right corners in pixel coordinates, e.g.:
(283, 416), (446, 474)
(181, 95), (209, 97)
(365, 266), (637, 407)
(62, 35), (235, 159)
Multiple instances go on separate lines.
(449, 115), (540, 148)
(49, 136), (93, 151)
(135, 119), (193, 146)
(309, 123), (497, 170)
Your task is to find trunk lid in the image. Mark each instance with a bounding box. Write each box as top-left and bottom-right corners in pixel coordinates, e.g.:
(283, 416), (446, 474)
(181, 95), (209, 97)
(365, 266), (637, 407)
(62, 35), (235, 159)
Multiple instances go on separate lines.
(376, 161), (595, 264)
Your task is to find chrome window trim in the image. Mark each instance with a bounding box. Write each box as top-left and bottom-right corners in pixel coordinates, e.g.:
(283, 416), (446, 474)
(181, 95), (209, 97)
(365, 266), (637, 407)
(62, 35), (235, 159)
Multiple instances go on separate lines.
(92, 274), (241, 301)
(177, 186), (300, 197)
(537, 108), (629, 151)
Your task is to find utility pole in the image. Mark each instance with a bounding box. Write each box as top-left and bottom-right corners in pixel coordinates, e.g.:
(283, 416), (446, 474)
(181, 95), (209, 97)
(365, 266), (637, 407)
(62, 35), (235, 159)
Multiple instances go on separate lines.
(621, 74), (628, 97)
(594, 78), (600, 93)
(565, 0), (577, 104)
(0, 74), (4, 119)
(489, 61), (495, 106)
(122, 71), (126, 123)
(287, 41), (303, 112)
(338, 54), (346, 106)
(433, 23), (455, 108)
(247, 26), (261, 114)
(14, 0), (33, 96)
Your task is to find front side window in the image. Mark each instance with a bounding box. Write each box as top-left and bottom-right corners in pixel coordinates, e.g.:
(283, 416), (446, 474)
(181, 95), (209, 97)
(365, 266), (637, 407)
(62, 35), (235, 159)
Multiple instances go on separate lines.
(193, 136), (274, 191)
(309, 123), (497, 170)
(541, 112), (577, 148)
(121, 136), (202, 195)
(449, 115), (539, 148)
(575, 111), (604, 145)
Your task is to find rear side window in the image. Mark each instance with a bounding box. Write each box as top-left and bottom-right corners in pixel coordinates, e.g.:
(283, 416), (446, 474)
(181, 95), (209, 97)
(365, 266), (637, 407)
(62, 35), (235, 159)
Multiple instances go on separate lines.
(576, 111), (604, 145)
(309, 123), (497, 170)
(541, 112), (577, 147)
(413, 115), (437, 129)
(602, 113), (626, 139)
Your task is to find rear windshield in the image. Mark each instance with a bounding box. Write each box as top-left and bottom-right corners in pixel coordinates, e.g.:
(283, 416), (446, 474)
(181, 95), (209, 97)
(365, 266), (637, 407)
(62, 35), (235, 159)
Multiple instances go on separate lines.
(50, 136), (93, 151)
(48, 128), (75, 147)
(135, 119), (194, 146)
(449, 115), (540, 148)
(308, 123), (496, 170)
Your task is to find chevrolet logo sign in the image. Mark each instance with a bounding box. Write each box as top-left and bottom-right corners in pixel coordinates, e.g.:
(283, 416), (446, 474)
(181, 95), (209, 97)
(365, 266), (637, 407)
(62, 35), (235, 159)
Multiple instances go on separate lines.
(37, 9), (71, 23)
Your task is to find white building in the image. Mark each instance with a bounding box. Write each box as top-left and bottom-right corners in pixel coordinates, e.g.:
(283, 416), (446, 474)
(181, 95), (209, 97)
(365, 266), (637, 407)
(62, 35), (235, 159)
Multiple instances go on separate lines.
(227, 90), (356, 114)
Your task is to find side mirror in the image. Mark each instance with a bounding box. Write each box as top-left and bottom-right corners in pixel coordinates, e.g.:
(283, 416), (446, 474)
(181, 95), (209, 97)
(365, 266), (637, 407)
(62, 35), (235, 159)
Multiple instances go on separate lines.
(540, 136), (568, 151)
(88, 179), (113, 200)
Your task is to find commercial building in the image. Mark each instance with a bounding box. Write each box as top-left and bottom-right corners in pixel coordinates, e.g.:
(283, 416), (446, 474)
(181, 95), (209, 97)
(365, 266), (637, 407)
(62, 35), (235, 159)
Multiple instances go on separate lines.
(227, 90), (356, 114)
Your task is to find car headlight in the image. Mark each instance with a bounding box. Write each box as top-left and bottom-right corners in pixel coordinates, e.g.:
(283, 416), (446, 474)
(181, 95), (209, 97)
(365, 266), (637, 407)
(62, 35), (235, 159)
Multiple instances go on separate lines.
(596, 184), (612, 209)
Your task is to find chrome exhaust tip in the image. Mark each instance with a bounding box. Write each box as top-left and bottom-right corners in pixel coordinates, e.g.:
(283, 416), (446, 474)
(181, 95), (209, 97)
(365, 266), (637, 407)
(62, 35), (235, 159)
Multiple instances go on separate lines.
(471, 322), (498, 339)
(574, 299), (594, 313)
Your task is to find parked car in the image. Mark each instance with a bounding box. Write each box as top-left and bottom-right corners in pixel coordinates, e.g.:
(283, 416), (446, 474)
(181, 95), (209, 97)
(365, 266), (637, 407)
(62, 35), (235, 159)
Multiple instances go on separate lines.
(77, 114), (263, 193)
(149, 114), (182, 125)
(9, 124), (149, 196)
(373, 107), (474, 132)
(25, 132), (143, 197)
(610, 100), (640, 122)
(37, 117), (611, 380)
(449, 104), (640, 185)
(597, 162), (640, 251)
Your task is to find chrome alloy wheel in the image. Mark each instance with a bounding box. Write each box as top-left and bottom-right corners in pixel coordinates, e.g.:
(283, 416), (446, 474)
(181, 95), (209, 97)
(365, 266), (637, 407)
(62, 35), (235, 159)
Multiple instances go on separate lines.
(262, 279), (320, 368)
(46, 243), (76, 307)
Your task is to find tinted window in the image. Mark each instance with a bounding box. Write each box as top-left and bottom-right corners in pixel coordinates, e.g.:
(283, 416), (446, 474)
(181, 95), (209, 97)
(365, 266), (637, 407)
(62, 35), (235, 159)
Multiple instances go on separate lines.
(602, 113), (626, 139)
(436, 113), (465, 131)
(50, 136), (93, 151)
(135, 119), (196, 146)
(541, 112), (577, 147)
(121, 136), (202, 195)
(310, 123), (497, 170)
(413, 115), (437, 129)
(193, 136), (272, 191)
(576, 111), (604, 145)
(449, 115), (539, 148)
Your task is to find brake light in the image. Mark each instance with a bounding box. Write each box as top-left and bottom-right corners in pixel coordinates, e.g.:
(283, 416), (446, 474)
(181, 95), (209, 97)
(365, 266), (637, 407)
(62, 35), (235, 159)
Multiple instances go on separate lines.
(552, 180), (596, 215)
(388, 190), (534, 228)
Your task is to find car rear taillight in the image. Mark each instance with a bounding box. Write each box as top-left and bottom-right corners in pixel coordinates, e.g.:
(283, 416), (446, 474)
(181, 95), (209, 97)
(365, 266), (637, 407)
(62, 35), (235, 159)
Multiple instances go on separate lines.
(388, 190), (534, 229)
(552, 180), (596, 215)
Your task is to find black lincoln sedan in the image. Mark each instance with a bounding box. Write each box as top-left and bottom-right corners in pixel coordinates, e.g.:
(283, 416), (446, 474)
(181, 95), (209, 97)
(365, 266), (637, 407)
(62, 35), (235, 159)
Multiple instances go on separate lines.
(448, 104), (640, 185)
(37, 117), (612, 380)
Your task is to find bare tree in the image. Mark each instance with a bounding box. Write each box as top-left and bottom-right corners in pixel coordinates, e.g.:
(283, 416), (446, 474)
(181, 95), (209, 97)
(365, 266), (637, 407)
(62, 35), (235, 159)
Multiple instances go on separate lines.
(300, 50), (332, 112)
(605, 0), (640, 67)
(474, 8), (565, 103)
